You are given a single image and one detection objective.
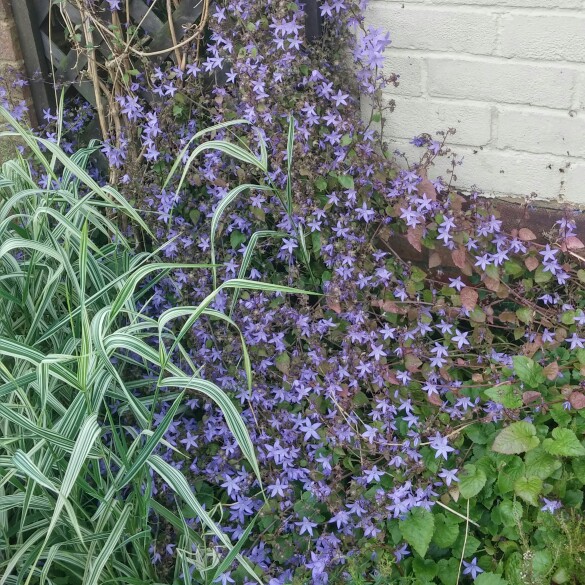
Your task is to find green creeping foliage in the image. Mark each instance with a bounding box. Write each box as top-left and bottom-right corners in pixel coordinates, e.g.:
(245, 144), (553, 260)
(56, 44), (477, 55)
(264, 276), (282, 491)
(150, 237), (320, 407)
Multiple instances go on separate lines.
(492, 421), (540, 454)
(326, 313), (585, 585)
(0, 111), (314, 584)
(399, 507), (435, 558)
(503, 510), (585, 585)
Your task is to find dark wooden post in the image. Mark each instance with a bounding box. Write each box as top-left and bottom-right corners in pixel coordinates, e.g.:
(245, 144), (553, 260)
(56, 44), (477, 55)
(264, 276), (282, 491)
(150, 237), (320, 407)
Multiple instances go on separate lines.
(11, 0), (53, 125)
(304, 0), (322, 43)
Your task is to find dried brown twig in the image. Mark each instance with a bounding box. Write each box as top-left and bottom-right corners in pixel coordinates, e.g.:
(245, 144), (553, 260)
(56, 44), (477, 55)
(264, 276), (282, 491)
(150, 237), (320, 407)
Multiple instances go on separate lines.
(55, 0), (210, 185)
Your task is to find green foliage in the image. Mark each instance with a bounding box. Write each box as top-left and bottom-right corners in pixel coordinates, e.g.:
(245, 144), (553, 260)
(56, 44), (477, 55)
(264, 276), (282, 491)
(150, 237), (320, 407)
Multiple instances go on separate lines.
(484, 385), (522, 409)
(399, 507), (435, 558)
(492, 422), (540, 454)
(514, 476), (543, 506)
(0, 110), (311, 584)
(512, 356), (545, 388)
(543, 428), (585, 457)
(458, 465), (487, 499)
(339, 338), (585, 585)
(475, 574), (509, 585)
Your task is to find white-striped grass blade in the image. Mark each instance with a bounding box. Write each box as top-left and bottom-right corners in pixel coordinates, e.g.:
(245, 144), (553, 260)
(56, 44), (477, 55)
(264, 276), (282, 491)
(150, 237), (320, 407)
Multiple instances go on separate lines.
(148, 455), (262, 584)
(230, 230), (287, 314)
(110, 392), (185, 494)
(83, 503), (132, 585)
(209, 183), (273, 287)
(211, 510), (260, 582)
(164, 119), (267, 191)
(108, 262), (211, 323)
(11, 451), (58, 493)
(160, 377), (260, 483)
(1, 408), (99, 457)
(0, 526), (48, 585)
(44, 415), (101, 542)
(158, 278), (318, 371)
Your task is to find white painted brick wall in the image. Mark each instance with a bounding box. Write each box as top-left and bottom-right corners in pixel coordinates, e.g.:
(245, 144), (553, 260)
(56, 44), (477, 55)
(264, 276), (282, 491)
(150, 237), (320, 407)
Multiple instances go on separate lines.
(499, 13), (585, 62)
(427, 58), (576, 108)
(390, 97), (493, 145)
(366, 0), (585, 203)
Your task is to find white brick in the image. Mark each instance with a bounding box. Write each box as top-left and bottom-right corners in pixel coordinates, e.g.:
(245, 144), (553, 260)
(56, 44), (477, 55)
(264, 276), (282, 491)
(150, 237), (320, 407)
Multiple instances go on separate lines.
(500, 14), (585, 62)
(427, 58), (576, 108)
(367, 3), (497, 55)
(574, 72), (585, 110)
(386, 97), (492, 145)
(392, 141), (576, 201)
(365, 2), (585, 204)
(561, 162), (585, 204)
(496, 108), (585, 158)
(383, 54), (423, 96)
(427, 0), (582, 7)
(449, 149), (565, 200)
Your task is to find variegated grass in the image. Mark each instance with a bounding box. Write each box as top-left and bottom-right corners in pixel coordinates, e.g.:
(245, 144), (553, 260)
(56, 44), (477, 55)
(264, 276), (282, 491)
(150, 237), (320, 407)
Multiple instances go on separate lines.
(0, 107), (312, 584)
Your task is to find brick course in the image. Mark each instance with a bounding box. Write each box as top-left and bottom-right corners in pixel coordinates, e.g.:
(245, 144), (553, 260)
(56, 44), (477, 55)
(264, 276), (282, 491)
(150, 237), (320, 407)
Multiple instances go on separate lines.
(368, 0), (585, 203)
(371, 4), (498, 55)
(0, 0), (22, 67)
(388, 97), (492, 146)
(0, 0), (34, 127)
(0, 20), (22, 63)
(0, 0), (11, 20)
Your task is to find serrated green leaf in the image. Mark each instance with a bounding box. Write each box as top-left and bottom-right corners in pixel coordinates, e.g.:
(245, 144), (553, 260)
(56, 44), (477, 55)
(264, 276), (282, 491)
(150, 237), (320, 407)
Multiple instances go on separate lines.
(484, 384), (522, 408)
(532, 550), (553, 577)
(230, 229), (247, 249)
(572, 458), (585, 483)
(564, 489), (583, 507)
(504, 260), (524, 277)
(561, 310), (576, 325)
(458, 464), (487, 499)
(497, 457), (525, 494)
(437, 558), (459, 585)
(314, 178), (328, 191)
(399, 506), (435, 557)
(543, 428), (585, 457)
(432, 514), (459, 548)
(497, 500), (523, 527)
(337, 175), (354, 190)
(512, 356), (545, 388)
(516, 307), (533, 324)
(486, 264), (499, 280)
(413, 557), (437, 580)
(469, 306), (486, 323)
(534, 265), (553, 283)
(514, 476), (543, 506)
(524, 448), (562, 479)
(475, 573), (509, 585)
(492, 422), (539, 454)
(275, 352), (290, 375)
(464, 423), (493, 445)
(505, 552), (524, 585)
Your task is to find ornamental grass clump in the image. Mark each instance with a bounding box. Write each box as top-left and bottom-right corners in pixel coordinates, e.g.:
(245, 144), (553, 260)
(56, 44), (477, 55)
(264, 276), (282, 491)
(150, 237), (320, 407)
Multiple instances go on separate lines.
(0, 107), (311, 584)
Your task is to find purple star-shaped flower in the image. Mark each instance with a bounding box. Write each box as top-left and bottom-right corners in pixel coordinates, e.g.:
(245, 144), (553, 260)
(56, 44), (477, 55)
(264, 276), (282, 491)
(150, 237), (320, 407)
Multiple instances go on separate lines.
(295, 517), (318, 536)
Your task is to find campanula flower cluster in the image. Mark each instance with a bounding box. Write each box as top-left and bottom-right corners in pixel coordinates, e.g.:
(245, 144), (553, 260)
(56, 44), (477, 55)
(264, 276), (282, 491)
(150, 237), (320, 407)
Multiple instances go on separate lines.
(2, 0), (585, 582)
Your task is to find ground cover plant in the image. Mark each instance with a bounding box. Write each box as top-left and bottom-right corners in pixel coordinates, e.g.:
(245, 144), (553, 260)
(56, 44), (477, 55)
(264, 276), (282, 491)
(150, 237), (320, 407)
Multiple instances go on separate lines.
(1, 0), (585, 584)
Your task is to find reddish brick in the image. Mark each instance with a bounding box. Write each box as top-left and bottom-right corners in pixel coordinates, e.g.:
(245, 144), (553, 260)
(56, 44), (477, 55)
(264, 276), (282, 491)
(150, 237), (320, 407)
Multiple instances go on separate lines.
(0, 0), (13, 21)
(0, 21), (21, 62)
